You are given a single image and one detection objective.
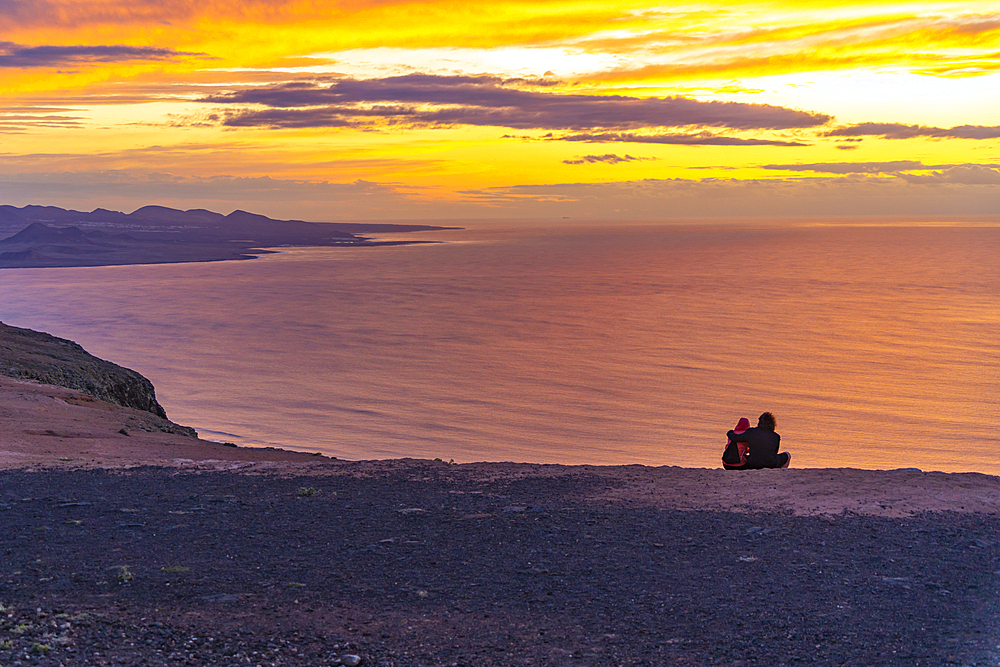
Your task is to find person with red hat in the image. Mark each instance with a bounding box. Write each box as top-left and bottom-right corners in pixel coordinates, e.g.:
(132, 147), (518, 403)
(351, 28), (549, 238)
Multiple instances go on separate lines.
(721, 417), (752, 470)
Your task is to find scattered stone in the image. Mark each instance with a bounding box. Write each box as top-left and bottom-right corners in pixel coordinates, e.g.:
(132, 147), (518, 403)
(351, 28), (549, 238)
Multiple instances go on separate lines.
(0, 465), (997, 666)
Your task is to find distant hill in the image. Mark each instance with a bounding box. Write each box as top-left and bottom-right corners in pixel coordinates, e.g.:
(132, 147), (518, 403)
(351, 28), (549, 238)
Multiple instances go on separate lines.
(0, 204), (458, 236)
(0, 204), (460, 268)
(0, 248), (48, 262)
(1, 221), (102, 246)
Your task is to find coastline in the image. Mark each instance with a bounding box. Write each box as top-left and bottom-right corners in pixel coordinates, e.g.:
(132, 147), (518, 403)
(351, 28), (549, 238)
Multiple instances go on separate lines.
(2, 327), (999, 665)
(0, 205), (461, 269)
(1, 372), (998, 518)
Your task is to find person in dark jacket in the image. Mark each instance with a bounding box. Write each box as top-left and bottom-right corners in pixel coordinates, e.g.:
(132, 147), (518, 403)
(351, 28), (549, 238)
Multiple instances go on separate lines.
(725, 412), (790, 469)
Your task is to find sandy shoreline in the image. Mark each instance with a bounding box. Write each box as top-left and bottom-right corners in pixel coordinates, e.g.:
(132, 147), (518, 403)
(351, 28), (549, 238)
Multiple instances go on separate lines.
(3, 374), (998, 518)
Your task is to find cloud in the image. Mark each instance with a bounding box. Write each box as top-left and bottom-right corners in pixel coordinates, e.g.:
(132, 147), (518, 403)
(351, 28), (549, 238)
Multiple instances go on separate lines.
(580, 12), (1000, 83)
(0, 42), (206, 67)
(763, 161), (929, 174)
(4, 167), (1000, 221)
(762, 161), (1000, 175)
(202, 74), (831, 132)
(0, 107), (84, 132)
(0, 0), (304, 28)
(563, 154), (656, 165)
(824, 123), (1000, 140)
(555, 131), (808, 147)
(459, 175), (1000, 219)
(898, 165), (1000, 185)
(0, 170), (427, 221)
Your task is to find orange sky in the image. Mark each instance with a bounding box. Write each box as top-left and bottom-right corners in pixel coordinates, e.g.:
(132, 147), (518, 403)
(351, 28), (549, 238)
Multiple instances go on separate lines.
(1, 0), (999, 220)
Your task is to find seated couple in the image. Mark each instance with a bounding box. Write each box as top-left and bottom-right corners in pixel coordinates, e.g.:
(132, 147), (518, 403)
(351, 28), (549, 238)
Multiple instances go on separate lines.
(721, 411), (791, 470)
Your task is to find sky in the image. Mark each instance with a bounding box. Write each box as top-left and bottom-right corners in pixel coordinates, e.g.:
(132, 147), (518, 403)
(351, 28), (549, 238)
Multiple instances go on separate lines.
(1, 0), (999, 221)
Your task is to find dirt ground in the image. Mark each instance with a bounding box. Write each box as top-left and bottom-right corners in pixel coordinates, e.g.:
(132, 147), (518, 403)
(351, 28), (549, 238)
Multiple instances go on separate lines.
(0, 376), (333, 470)
(2, 377), (1000, 666)
(3, 375), (998, 518)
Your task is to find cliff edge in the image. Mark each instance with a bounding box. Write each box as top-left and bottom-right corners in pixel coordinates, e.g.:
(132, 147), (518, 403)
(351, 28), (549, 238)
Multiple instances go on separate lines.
(0, 321), (178, 423)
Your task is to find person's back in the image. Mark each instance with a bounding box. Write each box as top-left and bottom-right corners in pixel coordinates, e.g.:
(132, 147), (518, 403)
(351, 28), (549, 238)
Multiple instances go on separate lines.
(726, 412), (790, 469)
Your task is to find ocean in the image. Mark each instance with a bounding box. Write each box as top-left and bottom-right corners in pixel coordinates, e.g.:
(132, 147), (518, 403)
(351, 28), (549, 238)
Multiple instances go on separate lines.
(2, 219), (998, 474)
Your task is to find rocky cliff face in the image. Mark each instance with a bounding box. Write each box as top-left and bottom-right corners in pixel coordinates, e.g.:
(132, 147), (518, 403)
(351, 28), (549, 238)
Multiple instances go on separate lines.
(0, 321), (172, 420)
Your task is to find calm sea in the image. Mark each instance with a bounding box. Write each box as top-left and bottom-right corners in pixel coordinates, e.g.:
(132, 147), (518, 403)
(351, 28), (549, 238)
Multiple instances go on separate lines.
(2, 220), (998, 473)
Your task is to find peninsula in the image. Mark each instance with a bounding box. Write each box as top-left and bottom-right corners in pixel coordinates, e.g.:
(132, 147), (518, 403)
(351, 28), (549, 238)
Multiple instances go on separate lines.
(0, 204), (459, 268)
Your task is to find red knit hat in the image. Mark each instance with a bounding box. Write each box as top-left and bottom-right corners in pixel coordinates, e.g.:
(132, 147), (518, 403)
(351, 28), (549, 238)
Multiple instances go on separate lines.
(734, 417), (750, 434)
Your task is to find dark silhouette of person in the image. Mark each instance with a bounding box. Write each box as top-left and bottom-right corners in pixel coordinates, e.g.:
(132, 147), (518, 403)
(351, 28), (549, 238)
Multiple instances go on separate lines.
(725, 411), (790, 469)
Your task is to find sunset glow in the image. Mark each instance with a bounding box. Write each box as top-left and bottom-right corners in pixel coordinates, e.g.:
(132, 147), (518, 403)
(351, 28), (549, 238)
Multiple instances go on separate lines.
(2, 0), (998, 219)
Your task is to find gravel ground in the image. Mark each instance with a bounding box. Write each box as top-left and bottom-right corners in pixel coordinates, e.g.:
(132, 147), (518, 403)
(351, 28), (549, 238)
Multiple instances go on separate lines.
(1, 463), (999, 666)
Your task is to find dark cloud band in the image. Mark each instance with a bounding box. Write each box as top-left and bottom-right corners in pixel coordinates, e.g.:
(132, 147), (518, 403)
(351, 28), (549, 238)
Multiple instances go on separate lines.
(563, 154), (657, 165)
(824, 122), (1000, 140)
(0, 42), (205, 67)
(763, 161), (929, 174)
(203, 74), (831, 133)
(557, 131), (808, 147)
(762, 162), (1000, 183)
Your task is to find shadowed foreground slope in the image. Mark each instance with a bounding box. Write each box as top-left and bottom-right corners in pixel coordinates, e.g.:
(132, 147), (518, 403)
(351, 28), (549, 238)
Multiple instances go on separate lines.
(1, 463), (998, 666)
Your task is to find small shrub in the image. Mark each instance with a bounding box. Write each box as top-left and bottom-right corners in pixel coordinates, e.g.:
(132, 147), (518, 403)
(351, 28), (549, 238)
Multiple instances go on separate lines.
(32, 642), (52, 653)
(297, 487), (319, 497)
(117, 565), (134, 583)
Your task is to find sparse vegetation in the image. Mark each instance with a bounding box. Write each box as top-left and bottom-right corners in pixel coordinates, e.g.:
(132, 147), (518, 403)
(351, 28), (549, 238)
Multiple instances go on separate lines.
(117, 565), (134, 583)
(31, 642), (52, 653)
(297, 487), (319, 496)
(160, 566), (190, 573)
